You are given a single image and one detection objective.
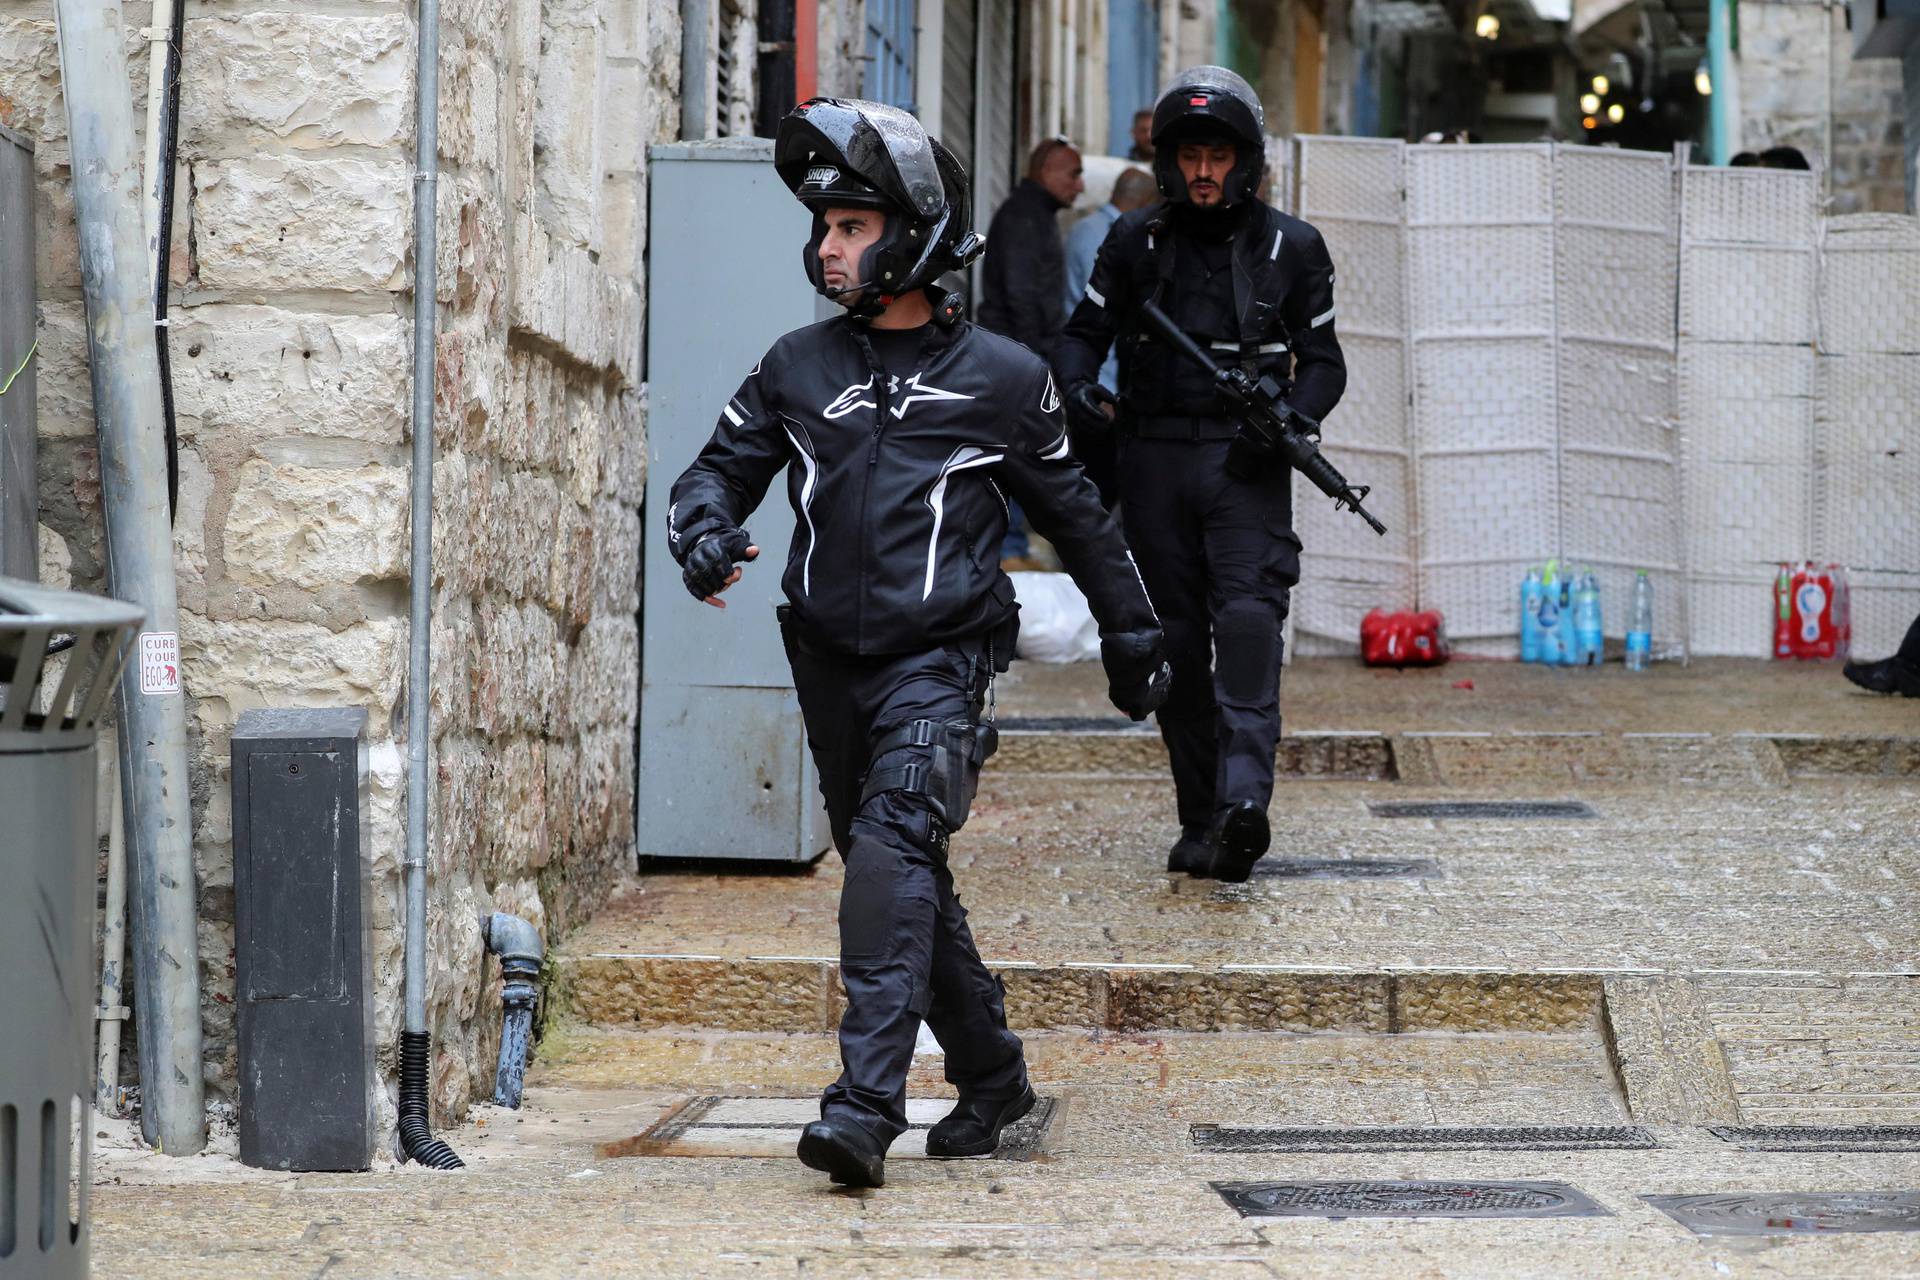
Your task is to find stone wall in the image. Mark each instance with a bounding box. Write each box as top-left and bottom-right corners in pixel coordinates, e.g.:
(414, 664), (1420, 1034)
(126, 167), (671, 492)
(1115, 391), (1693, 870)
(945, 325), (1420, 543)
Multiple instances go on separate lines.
(1736, 0), (1909, 213)
(1, 0), (670, 1130)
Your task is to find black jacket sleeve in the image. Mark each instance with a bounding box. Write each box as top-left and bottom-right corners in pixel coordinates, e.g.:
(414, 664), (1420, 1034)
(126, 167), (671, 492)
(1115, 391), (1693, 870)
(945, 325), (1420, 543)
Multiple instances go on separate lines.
(977, 190), (1064, 358)
(1054, 218), (1132, 390)
(994, 364), (1159, 636)
(666, 349), (788, 565)
(1281, 224), (1346, 423)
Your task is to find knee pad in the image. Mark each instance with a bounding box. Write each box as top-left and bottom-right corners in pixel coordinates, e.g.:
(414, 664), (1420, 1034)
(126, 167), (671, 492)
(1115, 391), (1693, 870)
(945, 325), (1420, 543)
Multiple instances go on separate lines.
(1216, 600), (1282, 707)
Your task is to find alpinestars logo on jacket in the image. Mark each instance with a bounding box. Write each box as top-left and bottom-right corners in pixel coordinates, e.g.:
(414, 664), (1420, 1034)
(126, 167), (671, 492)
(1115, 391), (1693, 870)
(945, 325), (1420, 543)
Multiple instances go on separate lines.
(823, 372), (976, 421)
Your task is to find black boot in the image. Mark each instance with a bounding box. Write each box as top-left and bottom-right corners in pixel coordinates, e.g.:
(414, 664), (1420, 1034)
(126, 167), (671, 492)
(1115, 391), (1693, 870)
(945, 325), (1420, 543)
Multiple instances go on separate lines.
(1167, 824), (1211, 875)
(926, 1084), (1036, 1158)
(797, 1115), (887, 1187)
(1843, 657), (1920, 698)
(1204, 801), (1271, 883)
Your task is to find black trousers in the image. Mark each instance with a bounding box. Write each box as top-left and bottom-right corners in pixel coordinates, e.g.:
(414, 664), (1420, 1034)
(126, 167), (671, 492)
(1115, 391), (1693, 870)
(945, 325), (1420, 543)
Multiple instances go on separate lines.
(1117, 436), (1300, 831)
(786, 627), (1027, 1146)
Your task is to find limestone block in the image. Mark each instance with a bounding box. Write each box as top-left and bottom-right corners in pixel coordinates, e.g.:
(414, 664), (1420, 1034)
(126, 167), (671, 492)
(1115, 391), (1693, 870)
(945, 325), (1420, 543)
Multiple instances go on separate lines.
(180, 615), (407, 716)
(573, 725), (634, 849)
(0, 16), (62, 143)
(560, 380), (606, 506)
(430, 589), (474, 729)
(591, 499), (641, 614)
(485, 737), (550, 881)
(170, 305), (409, 445)
(1602, 976), (1741, 1124)
(182, 12), (411, 149)
(33, 158), (78, 291)
(533, 16), (603, 249)
(544, 735), (577, 853)
(560, 956), (834, 1031)
(469, 600), (560, 736)
(500, 470), (565, 603)
(561, 247), (614, 369)
(194, 155), (408, 292)
(607, 386), (647, 506)
(550, 498), (594, 627)
(1392, 973), (1604, 1032)
(1106, 970), (1391, 1033)
(31, 300), (93, 439)
(570, 616), (639, 732)
(1000, 966), (1105, 1029)
(439, 40), (500, 172)
(222, 458), (409, 590)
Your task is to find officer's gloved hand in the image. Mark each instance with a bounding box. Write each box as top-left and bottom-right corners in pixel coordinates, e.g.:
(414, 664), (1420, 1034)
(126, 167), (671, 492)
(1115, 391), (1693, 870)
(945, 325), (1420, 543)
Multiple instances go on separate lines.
(1102, 629), (1172, 721)
(682, 528), (757, 606)
(1065, 380), (1118, 434)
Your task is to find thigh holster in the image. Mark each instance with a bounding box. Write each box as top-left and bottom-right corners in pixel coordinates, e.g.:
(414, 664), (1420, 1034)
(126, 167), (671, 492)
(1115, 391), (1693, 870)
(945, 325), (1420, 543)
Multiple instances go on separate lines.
(860, 717), (1000, 835)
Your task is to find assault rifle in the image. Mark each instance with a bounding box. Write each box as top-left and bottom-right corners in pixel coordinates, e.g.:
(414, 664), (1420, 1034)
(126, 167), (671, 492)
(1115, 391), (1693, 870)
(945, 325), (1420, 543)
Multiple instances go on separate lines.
(1136, 298), (1387, 537)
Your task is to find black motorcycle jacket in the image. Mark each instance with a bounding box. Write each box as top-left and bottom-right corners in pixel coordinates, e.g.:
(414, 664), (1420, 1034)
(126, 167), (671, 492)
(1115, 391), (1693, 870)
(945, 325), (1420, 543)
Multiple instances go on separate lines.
(1055, 198), (1346, 428)
(669, 312), (1160, 656)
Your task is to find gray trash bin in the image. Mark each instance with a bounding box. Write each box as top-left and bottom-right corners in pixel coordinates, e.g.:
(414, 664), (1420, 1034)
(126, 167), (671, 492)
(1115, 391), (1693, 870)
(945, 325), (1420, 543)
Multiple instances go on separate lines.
(1, 576), (142, 1278)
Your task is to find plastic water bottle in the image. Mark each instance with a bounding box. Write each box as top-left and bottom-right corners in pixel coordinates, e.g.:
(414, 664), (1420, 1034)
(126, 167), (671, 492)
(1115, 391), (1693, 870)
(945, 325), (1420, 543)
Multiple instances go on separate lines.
(1520, 568), (1544, 663)
(1557, 579), (1580, 666)
(1573, 572), (1603, 666)
(1537, 589), (1563, 666)
(1625, 571), (1653, 671)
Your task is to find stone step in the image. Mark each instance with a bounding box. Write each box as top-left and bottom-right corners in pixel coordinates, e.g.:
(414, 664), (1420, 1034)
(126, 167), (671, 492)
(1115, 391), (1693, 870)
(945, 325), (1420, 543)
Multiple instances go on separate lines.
(557, 952), (1609, 1036)
(990, 721), (1920, 785)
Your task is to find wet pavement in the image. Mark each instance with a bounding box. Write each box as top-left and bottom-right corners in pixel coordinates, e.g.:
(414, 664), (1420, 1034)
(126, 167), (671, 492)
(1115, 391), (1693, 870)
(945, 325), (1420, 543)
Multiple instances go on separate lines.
(90, 656), (1920, 1277)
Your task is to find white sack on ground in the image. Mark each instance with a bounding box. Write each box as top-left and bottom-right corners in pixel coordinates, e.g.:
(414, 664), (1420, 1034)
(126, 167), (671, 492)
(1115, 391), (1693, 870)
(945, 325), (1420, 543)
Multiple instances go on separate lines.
(1010, 571), (1100, 662)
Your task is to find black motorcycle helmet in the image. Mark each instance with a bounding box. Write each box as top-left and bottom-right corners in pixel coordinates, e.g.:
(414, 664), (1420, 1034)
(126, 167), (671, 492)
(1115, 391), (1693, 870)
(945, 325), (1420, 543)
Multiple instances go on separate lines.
(774, 98), (985, 315)
(1149, 65), (1267, 207)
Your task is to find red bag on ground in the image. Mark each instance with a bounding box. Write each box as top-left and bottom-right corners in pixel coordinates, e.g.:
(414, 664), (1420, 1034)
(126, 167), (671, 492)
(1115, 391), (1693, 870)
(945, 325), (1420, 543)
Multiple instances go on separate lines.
(1361, 609), (1450, 667)
(1774, 562), (1852, 661)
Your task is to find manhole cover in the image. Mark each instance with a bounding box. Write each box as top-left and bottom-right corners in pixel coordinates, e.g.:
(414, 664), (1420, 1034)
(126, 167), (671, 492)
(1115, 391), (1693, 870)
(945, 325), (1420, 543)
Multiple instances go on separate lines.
(1368, 800), (1597, 819)
(1644, 1192), (1920, 1236)
(598, 1095), (1057, 1161)
(1193, 1125), (1654, 1153)
(1249, 857), (1438, 879)
(997, 716), (1151, 732)
(1709, 1126), (1920, 1153)
(1213, 1180), (1609, 1219)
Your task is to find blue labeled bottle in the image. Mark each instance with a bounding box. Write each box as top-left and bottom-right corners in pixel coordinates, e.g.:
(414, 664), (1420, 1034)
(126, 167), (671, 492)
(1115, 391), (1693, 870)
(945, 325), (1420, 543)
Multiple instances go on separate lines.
(1520, 567), (1545, 663)
(1573, 572), (1603, 666)
(1537, 585), (1564, 667)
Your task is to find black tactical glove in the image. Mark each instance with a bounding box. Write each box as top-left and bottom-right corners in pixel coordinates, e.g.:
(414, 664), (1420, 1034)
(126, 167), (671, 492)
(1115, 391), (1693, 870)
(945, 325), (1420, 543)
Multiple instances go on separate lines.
(1101, 629), (1172, 722)
(1065, 380), (1119, 434)
(682, 527), (754, 602)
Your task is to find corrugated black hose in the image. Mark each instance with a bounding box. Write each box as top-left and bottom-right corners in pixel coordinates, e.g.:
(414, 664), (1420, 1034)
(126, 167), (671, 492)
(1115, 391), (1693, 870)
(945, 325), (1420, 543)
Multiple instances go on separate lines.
(398, 1031), (464, 1169)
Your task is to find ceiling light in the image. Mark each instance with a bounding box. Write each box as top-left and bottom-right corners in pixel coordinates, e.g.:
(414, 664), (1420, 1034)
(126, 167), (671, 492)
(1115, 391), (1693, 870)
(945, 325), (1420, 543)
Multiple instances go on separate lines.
(1579, 93), (1600, 113)
(1592, 74), (1610, 95)
(1582, 115), (1599, 130)
(1475, 13), (1501, 38)
(1695, 65), (1712, 96)
(1606, 102), (1625, 124)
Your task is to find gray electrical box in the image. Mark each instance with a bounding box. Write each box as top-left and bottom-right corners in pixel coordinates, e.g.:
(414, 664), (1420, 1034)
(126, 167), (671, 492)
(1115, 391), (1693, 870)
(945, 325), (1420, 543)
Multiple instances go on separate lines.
(1, 123), (35, 580)
(231, 707), (376, 1171)
(639, 139), (831, 863)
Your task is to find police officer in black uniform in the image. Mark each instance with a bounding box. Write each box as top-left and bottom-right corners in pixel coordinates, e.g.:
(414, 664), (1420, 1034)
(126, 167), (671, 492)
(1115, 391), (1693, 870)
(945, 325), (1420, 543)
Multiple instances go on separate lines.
(1055, 67), (1347, 883)
(668, 99), (1169, 1188)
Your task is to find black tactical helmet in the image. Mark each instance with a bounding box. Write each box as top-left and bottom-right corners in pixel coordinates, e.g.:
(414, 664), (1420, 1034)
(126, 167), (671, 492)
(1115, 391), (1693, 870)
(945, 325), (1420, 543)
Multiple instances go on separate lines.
(1149, 66), (1267, 207)
(774, 98), (985, 312)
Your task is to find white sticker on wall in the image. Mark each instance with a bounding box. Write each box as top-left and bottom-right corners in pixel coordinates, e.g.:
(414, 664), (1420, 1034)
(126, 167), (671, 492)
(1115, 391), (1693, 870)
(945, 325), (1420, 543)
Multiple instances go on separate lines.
(139, 631), (181, 695)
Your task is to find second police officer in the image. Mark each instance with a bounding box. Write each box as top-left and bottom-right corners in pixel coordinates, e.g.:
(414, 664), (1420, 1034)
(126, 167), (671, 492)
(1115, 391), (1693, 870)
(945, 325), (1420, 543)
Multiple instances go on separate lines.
(1055, 67), (1348, 883)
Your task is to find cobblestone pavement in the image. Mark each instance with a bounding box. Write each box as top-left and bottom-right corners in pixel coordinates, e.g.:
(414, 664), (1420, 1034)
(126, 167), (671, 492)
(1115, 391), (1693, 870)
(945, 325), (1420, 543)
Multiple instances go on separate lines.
(89, 659), (1920, 1277)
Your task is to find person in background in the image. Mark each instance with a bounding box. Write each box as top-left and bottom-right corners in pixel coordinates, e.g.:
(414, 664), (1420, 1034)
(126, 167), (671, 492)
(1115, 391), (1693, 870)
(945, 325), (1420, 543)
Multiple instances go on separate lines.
(979, 136), (1086, 566)
(1844, 614), (1920, 697)
(1128, 109), (1155, 162)
(1062, 167), (1157, 505)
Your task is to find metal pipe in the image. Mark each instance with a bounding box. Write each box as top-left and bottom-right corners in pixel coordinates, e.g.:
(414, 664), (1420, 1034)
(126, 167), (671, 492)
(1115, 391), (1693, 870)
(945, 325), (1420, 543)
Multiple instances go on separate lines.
(53, 0), (205, 1155)
(95, 752), (128, 1114)
(399, 0), (461, 1170)
(482, 912), (543, 1109)
(1707, 0), (1733, 164)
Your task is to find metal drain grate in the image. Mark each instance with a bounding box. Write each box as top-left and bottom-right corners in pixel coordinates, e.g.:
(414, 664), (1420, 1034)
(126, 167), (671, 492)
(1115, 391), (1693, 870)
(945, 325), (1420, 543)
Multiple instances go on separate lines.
(1250, 857), (1438, 879)
(1644, 1192), (1920, 1236)
(1709, 1126), (1920, 1153)
(1193, 1125), (1655, 1153)
(1214, 1180), (1610, 1220)
(600, 1095), (1058, 1162)
(1368, 800), (1597, 820)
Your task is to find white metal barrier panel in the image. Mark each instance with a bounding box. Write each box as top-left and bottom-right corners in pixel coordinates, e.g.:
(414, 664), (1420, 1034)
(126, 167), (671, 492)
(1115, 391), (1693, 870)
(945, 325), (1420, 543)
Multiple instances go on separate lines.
(1285, 137), (1919, 660)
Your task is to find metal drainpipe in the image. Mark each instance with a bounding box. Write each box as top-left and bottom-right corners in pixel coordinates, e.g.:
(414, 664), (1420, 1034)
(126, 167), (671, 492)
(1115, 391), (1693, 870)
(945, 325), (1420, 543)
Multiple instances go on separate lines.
(398, 0), (462, 1170)
(482, 912), (543, 1109)
(52, 0), (206, 1156)
(1707, 0), (1733, 164)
